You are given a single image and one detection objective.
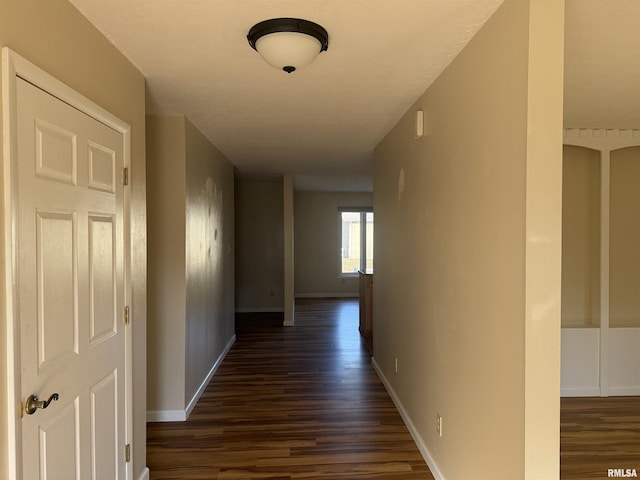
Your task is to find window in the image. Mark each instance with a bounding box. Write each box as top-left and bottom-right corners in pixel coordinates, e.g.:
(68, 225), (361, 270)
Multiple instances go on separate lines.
(340, 208), (373, 275)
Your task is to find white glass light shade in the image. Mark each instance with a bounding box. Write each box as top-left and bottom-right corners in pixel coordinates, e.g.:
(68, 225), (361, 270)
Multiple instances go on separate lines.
(255, 32), (323, 72)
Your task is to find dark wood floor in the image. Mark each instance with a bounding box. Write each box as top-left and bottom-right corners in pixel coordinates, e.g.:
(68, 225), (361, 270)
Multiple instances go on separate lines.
(561, 396), (640, 479)
(147, 298), (435, 479)
(147, 298), (640, 479)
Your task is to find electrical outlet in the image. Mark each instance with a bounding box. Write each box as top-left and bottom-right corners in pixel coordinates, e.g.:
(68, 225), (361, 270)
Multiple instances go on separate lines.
(394, 357), (398, 373)
(436, 414), (443, 437)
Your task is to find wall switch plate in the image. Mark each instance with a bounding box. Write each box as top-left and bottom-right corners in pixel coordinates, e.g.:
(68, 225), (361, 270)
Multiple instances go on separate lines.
(436, 414), (443, 437)
(414, 110), (424, 139)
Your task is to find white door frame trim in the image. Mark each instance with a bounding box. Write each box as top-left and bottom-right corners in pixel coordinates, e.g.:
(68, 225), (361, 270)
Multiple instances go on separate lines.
(2, 47), (133, 479)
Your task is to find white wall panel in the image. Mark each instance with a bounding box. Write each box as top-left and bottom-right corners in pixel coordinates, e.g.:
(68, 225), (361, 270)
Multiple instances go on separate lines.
(561, 328), (600, 396)
(609, 328), (640, 395)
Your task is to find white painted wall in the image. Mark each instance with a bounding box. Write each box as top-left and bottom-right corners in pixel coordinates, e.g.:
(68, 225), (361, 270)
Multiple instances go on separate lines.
(561, 329), (600, 396)
(609, 328), (640, 395)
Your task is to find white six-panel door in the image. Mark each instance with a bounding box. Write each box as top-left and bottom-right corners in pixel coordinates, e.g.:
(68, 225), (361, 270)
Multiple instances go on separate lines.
(17, 77), (126, 479)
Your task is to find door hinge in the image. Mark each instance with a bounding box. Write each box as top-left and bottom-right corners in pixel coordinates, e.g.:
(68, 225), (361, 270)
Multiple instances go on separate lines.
(122, 167), (129, 186)
(124, 444), (131, 463)
(124, 306), (130, 325)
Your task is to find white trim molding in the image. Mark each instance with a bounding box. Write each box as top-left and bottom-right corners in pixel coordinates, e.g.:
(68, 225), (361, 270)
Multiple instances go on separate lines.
(561, 387), (602, 397)
(137, 467), (150, 480)
(235, 307), (284, 313)
(608, 387), (640, 396)
(147, 335), (236, 422)
(295, 293), (358, 299)
(561, 132), (640, 398)
(2, 47), (135, 480)
(146, 409), (187, 423)
(564, 128), (640, 150)
(185, 335), (236, 418)
(371, 358), (446, 480)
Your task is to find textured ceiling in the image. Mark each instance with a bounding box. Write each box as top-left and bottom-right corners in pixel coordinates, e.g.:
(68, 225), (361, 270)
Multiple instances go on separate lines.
(67, 0), (505, 190)
(66, 0), (639, 191)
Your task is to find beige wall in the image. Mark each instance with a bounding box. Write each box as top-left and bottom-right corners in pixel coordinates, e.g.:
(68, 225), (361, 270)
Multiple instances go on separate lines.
(146, 115), (235, 415)
(562, 146), (601, 327)
(0, 0), (147, 476)
(610, 146), (640, 327)
(373, 0), (563, 478)
(147, 115), (187, 411)
(235, 179), (284, 311)
(184, 118), (235, 402)
(294, 191), (373, 296)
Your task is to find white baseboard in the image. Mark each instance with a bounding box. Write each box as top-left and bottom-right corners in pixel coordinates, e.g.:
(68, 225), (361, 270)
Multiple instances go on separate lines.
(561, 387), (601, 397)
(609, 386), (640, 396)
(295, 293), (358, 298)
(137, 467), (150, 480)
(146, 335), (236, 423)
(185, 335), (236, 418)
(561, 386), (640, 397)
(235, 307), (284, 313)
(146, 409), (186, 422)
(371, 358), (446, 480)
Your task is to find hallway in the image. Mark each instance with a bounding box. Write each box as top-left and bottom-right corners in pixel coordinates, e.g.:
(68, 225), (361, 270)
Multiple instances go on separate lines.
(147, 298), (435, 479)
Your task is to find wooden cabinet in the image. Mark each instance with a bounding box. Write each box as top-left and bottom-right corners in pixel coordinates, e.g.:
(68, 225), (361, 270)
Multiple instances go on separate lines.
(359, 270), (373, 352)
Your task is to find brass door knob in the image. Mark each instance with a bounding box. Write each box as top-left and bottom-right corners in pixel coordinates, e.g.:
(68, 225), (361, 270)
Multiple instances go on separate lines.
(24, 393), (59, 415)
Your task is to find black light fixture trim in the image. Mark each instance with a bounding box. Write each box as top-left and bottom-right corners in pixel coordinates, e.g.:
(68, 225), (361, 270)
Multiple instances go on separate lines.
(247, 18), (329, 53)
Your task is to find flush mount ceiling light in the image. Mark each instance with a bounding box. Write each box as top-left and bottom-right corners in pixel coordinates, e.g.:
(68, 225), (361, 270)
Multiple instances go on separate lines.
(247, 18), (329, 74)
